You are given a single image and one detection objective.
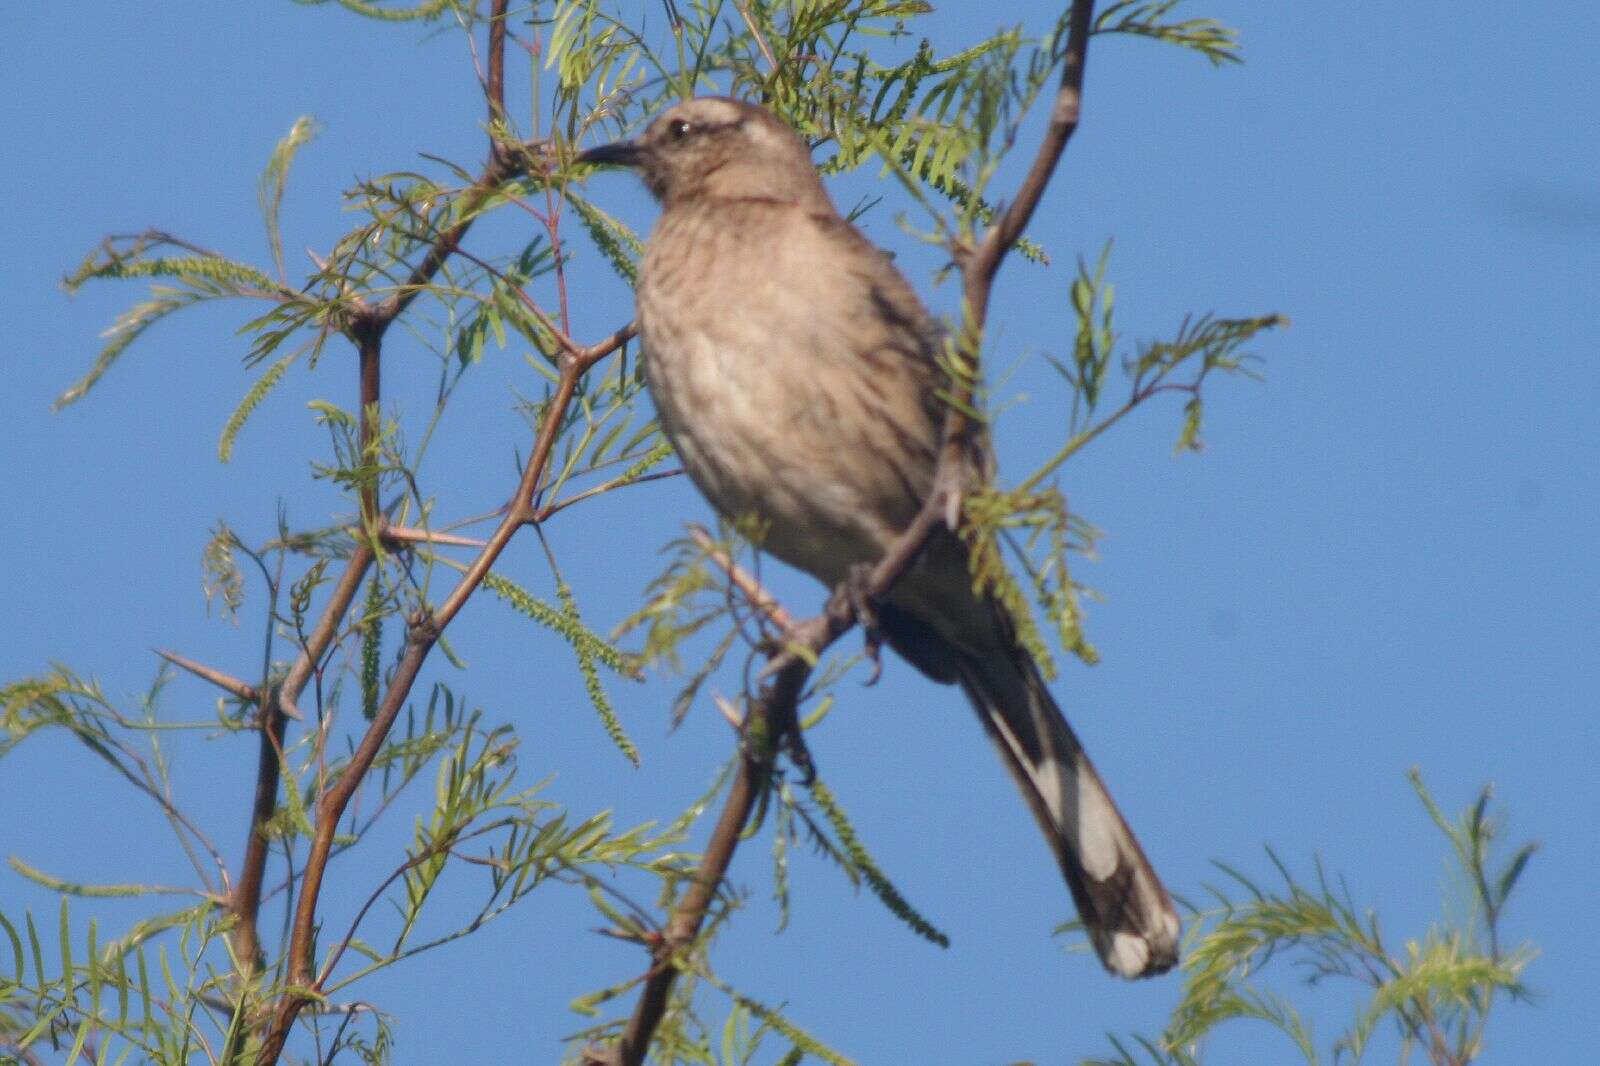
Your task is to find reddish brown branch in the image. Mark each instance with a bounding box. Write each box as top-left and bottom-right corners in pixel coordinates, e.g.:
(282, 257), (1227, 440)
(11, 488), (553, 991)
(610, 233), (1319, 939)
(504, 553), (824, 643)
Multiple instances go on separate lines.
(944, 0), (1096, 481)
(238, 6), (565, 1058)
(609, 735), (768, 1063)
(363, 3), (523, 335)
(230, 544), (376, 977)
(487, 0), (508, 126)
(607, 6), (1098, 1061)
(254, 326), (629, 1063)
(229, 699), (288, 978)
(355, 325), (383, 528)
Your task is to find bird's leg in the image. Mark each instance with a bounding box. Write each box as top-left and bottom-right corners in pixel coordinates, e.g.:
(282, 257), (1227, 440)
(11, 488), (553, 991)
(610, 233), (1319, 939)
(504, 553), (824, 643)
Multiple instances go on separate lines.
(845, 562), (885, 685)
(749, 675), (817, 786)
(782, 725), (816, 785)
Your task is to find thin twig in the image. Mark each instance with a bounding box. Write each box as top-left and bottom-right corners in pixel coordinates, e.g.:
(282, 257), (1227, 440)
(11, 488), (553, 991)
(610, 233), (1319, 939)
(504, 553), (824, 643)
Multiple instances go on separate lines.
(735, 1), (779, 75)
(685, 525), (796, 632)
(532, 468), (682, 523)
(943, 0), (1097, 492)
(316, 820), (516, 988)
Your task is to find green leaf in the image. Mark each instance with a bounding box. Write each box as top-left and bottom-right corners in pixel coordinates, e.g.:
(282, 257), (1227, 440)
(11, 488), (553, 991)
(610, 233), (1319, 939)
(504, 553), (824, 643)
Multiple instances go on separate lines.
(1495, 842), (1537, 907)
(25, 909), (46, 990)
(0, 910), (24, 985)
(8, 857), (198, 899)
(219, 348), (298, 461)
(58, 896), (73, 985)
(55, 290), (200, 409)
(1094, 1), (1243, 66)
(806, 778), (948, 948)
(293, 0), (452, 23)
(259, 115), (320, 282)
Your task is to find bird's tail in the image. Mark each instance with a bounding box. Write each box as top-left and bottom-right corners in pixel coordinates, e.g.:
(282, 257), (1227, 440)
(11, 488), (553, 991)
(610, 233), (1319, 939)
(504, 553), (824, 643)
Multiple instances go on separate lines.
(953, 642), (1181, 979)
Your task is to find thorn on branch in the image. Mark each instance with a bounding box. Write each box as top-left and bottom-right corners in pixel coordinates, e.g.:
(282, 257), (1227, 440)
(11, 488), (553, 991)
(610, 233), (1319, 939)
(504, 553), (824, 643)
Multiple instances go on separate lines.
(381, 524), (490, 549)
(713, 693), (745, 730)
(155, 649), (258, 703)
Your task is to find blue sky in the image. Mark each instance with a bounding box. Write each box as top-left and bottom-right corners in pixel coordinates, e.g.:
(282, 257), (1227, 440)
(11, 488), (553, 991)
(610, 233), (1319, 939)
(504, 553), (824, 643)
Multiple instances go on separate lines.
(4, 3), (1597, 1063)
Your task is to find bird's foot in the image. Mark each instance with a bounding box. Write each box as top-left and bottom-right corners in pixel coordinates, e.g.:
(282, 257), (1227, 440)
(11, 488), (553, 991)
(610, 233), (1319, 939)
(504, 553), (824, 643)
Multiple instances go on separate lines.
(783, 725), (817, 785)
(845, 563), (885, 685)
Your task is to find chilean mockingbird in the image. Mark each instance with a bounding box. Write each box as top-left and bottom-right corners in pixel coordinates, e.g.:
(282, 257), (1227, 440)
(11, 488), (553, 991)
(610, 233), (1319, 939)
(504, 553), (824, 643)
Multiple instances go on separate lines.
(579, 96), (1180, 978)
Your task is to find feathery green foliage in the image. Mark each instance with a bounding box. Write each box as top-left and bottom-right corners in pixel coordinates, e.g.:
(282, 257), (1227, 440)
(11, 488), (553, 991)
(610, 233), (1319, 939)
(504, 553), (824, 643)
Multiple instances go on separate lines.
(200, 522), (247, 622)
(565, 188), (643, 284)
(958, 245), (1282, 672)
(1093, 0), (1242, 66)
(260, 115), (319, 282)
(219, 349), (299, 462)
(804, 779), (949, 948)
(1086, 773), (1536, 1066)
(557, 575), (641, 766)
(482, 571), (636, 677)
(58, 231), (299, 408)
(360, 569), (386, 721)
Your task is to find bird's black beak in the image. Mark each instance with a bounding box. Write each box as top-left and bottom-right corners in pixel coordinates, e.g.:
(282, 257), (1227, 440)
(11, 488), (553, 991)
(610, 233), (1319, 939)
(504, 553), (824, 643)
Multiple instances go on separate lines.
(577, 139), (647, 168)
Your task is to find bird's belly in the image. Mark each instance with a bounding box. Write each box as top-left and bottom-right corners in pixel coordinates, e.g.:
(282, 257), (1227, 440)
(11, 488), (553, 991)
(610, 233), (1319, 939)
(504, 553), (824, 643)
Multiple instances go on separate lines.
(641, 321), (926, 588)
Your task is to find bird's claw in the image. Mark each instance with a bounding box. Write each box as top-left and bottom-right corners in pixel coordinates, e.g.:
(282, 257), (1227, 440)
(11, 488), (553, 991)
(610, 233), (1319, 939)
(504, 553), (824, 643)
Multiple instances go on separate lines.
(845, 563), (885, 685)
(784, 727), (817, 785)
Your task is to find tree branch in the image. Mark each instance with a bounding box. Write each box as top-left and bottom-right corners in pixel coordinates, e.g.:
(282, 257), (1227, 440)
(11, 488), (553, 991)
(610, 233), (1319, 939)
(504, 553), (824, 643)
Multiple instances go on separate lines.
(229, 543), (375, 980)
(486, 0), (508, 129)
(607, 5), (1098, 1061)
(254, 322), (630, 1064)
(354, 324), (383, 528)
(943, 0), (1096, 502)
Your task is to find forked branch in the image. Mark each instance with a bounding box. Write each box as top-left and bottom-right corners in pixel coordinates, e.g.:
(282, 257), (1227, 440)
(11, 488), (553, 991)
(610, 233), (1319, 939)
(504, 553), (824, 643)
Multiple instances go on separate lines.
(254, 324), (630, 1064)
(249, 3), (643, 1061)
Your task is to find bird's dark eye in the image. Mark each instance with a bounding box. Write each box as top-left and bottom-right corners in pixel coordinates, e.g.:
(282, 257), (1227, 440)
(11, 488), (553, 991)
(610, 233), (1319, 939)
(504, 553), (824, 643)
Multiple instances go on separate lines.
(667, 119), (692, 140)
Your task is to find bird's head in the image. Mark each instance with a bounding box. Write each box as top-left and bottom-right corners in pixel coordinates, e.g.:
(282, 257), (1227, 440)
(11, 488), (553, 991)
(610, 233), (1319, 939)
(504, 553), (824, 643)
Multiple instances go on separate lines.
(577, 97), (828, 208)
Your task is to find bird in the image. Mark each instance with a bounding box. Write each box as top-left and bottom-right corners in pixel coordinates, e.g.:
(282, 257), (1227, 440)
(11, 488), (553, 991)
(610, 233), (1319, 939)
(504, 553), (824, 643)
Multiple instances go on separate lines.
(578, 96), (1180, 979)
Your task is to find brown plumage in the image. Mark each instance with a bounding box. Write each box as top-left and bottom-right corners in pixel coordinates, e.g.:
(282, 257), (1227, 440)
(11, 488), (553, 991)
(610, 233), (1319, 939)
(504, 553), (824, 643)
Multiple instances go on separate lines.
(580, 97), (1180, 978)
